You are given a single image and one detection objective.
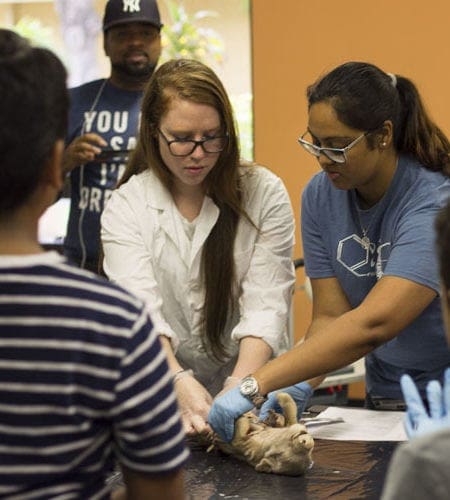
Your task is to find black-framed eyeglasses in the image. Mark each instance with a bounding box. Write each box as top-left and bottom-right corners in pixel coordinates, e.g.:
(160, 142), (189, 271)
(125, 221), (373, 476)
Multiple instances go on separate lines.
(158, 129), (228, 157)
(298, 131), (368, 164)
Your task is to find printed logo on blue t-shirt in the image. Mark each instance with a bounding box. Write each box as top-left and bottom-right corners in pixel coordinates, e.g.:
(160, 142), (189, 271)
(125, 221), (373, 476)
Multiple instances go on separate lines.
(337, 233), (390, 279)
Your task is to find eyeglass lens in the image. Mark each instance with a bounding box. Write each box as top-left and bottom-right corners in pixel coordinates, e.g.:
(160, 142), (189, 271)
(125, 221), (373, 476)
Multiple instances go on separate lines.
(169, 137), (227, 156)
(299, 140), (346, 163)
(298, 131), (368, 164)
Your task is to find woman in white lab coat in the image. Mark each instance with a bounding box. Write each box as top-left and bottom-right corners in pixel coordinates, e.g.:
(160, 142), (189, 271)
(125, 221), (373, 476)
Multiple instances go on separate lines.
(101, 59), (296, 435)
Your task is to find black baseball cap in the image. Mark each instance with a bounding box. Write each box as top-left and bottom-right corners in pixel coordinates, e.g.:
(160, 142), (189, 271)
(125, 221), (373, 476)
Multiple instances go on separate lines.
(103, 0), (163, 32)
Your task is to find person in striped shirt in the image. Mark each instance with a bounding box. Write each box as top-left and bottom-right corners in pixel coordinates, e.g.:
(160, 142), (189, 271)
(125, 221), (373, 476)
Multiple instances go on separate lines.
(0, 29), (188, 499)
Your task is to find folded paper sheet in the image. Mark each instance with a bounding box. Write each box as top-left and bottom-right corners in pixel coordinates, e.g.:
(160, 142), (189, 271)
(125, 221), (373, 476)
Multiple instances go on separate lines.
(306, 407), (407, 441)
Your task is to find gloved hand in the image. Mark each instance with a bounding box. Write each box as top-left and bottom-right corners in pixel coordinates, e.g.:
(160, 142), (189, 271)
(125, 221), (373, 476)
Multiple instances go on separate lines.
(401, 368), (450, 439)
(208, 385), (254, 442)
(259, 381), (313, 422)
(175, 373), (213, 436)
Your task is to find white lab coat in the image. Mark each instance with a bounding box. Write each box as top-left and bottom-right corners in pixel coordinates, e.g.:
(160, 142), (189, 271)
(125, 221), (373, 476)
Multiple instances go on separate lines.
(101, 165), (296, 394)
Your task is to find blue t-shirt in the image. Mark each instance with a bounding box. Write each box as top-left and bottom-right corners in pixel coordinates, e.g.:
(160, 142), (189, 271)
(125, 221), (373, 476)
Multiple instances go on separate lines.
(64, 79), (143, 268)
(302, 155), (450, 399)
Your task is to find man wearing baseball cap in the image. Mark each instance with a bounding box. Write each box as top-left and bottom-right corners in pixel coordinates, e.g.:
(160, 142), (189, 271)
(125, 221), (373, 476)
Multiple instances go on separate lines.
(62, 0), (162, 273)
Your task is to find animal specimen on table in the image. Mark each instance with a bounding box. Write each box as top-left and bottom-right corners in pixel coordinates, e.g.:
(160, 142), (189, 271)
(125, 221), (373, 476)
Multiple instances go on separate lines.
(203, 392), (314, 476)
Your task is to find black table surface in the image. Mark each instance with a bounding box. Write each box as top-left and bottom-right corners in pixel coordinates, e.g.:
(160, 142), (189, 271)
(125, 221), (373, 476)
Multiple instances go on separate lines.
(185, 437), (398, 499)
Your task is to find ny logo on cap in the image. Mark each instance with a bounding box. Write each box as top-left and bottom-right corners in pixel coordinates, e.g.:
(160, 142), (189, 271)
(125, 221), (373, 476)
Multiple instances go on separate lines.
(122, 0), (141, 13)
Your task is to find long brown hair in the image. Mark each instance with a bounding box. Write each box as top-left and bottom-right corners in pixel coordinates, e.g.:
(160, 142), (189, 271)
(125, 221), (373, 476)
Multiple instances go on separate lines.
(307, 62), (450, 174)
(120, 59), (249, 361)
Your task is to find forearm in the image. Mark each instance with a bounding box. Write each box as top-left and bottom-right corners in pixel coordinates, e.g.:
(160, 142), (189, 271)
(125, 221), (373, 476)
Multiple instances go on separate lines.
(159, 335), (184, 374)
(230, 336), (273, 379)
(254, 309), (377, 396)
(300, 316), (340, 389)
(159, 335), (213, 435)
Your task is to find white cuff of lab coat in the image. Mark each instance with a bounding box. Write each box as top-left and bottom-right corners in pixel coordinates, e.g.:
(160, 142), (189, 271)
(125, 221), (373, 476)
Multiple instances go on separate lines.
(145, 303), (180, 352)
(231, 311), (287, 355)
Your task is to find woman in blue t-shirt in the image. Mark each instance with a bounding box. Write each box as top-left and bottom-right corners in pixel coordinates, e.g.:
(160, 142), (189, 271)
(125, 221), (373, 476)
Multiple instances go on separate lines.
(209, 61), (450, 443)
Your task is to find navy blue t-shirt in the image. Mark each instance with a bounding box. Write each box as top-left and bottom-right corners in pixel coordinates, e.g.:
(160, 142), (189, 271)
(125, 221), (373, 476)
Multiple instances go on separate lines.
(0, 253), (188, 498)
(64, 79), (142, 268)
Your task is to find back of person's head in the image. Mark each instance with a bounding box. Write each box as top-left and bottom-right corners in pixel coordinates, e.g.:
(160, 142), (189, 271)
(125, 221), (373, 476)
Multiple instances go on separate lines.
(307, 61), (450, 173)
(0, 29), (68, 214)
(123, 58), (240, 195)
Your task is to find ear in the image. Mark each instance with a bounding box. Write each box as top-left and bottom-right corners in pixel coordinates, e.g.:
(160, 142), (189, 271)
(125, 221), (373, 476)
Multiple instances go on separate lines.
(103, 34), (109, 57)
(378, 120), (394, 149)
(42, 140), (64, 193)
(155, 35), (162, 58)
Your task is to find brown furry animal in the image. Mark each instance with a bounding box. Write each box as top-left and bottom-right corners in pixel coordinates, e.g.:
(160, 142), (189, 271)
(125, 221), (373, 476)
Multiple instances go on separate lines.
(206, 392), (314, 476)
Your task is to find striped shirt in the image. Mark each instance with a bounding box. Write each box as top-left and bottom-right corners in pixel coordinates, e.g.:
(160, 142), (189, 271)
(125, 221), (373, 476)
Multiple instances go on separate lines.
(0, 252), (189, 499)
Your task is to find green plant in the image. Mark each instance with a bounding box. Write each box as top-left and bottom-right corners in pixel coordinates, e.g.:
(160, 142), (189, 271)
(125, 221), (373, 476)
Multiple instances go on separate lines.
(231, 92), (253, 160)
(161, 0), (225, 66)
(11, 16), (55, 48)
(160, 1), (253, 159)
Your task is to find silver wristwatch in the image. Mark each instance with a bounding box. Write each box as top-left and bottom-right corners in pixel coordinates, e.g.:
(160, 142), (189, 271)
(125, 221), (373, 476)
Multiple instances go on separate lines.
(240, 375), (267, 408)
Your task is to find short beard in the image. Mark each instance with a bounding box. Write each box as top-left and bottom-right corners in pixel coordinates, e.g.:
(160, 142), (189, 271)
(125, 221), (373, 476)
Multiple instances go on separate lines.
(112, 61), (157, 82)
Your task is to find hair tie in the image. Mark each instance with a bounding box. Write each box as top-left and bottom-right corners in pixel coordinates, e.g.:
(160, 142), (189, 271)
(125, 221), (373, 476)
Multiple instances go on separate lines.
(387, 72), (397, 88)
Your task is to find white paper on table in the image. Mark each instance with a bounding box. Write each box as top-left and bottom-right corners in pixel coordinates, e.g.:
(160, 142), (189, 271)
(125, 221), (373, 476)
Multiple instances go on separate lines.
(305, 407), (407, 441)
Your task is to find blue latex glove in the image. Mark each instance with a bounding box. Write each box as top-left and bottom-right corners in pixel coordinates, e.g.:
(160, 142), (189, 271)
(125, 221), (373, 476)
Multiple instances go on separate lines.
(259, 381), (313, 422)
(208, 386), (254, 442)
(401, 368), (450, 439)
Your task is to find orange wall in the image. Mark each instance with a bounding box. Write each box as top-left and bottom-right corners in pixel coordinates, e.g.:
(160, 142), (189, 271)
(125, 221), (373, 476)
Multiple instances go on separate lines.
(251, 0), (450, 342)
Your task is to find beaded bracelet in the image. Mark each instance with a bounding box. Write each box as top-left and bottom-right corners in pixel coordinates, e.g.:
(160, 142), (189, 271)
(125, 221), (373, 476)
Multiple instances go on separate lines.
(173, 368), (194, 383)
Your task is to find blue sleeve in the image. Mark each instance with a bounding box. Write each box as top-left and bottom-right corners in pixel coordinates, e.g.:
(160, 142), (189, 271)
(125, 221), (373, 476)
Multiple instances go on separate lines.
(383, 188), (448, 293)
